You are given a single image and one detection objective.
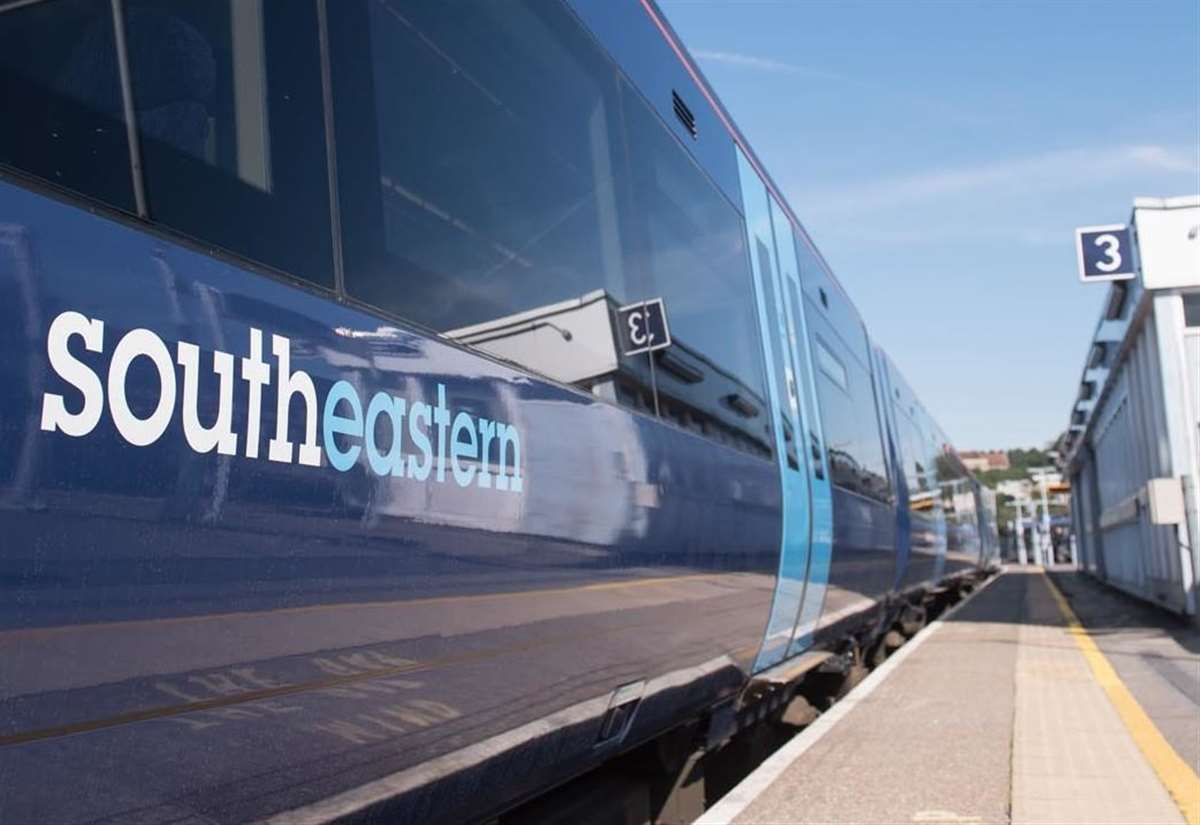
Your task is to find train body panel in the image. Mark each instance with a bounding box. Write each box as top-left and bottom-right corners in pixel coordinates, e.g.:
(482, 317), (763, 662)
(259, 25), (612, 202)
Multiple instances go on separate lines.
(0, 179), (783, 823)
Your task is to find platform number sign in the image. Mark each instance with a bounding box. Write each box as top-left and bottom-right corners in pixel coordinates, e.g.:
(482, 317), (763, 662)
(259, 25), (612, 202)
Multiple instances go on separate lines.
(617, 298), (671, 356)
(1075, 224), (1136, 282)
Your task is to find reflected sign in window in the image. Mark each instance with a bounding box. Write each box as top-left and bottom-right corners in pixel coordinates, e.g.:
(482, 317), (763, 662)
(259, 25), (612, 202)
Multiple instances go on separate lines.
(616, 298), (671, 356)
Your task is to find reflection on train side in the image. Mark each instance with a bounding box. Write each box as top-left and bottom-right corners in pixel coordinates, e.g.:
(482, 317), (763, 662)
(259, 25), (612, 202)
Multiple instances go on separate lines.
(447, 289), (773, 461)
(937, 450), (983, 569)
(0, 570), (772, 824)
(0, 248), (774, 610)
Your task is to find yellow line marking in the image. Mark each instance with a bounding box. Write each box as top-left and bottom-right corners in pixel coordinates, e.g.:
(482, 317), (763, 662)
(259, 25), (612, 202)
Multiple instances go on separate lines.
(0, 572), (739, 642)
(1044, 574), (1200, 825)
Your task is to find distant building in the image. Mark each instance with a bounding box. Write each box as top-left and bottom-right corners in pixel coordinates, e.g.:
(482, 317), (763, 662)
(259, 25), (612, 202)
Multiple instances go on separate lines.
(960, 450), (1010, 473)
(996, 479), (1032, 500)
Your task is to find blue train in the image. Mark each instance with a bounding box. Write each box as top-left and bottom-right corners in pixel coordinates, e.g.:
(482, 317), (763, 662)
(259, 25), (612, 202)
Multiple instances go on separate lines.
(0, 1), (998, 822)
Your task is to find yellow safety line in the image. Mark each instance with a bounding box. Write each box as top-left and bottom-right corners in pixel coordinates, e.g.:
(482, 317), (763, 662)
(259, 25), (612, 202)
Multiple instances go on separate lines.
(1044, 573), (1200, 825)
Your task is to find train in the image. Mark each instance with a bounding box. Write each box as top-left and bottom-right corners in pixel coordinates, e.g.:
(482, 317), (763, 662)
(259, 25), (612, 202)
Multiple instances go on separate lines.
(0, 0), (999, 822)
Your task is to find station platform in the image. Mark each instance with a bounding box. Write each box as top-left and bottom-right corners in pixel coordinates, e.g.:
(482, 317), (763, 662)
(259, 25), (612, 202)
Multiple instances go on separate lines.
(699, 568), (1200, 825)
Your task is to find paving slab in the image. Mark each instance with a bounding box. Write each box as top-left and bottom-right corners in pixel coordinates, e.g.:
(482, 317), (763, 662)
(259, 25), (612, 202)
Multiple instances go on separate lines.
(713, 569), (1189, 825)
(1011, 573), (1181, 824)
(1047, 569), (1200, 775)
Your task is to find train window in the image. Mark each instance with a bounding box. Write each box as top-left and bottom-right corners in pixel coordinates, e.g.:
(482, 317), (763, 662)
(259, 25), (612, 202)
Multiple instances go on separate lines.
(815, 338), (847, 391)
(622, 83), (773, 458)
(1183, 294), (1200, 327)
(330, 1), (638, 362)
(897, 408), (931, 494)
(809, 315), (890, 501)
(328, 0), (771, 459)
(0, 0), (136, 211)
(123, 0), (334, 288)
(794, 234), (871, 368)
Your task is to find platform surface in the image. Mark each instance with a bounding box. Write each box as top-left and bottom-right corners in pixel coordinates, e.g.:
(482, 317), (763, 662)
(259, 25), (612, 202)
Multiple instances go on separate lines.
(705, 567), (1200, 825)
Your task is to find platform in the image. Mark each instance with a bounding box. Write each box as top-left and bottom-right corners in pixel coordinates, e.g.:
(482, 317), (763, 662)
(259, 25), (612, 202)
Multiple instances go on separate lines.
(699, 568), (1200, 825)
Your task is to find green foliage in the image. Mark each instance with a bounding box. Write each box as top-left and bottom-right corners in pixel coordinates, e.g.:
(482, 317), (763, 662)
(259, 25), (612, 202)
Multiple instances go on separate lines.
(977, 467), (1027, 486)
(1006, 448), (1050, 470)
(975, 447), (1052, 490)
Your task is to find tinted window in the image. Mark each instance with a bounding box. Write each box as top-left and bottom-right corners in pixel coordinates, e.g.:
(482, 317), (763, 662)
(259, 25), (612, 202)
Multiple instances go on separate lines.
(794, 231), (870, 368)
(896, 407), (931, 494)
(815, 337), (848, 391)
(0, 0), (135, 210)
(736, 150), (796, 468)
(567, 0), (742, 206)
(125, 0), (333, 287)
(331, 0), (632, 330)
(935, 440), (976, 555)
(624, 84), (772, 457)
(1184, 293), (1200, 327)
(784, 272), (820, 444)
(809, 311), (890, 501)
(329, 0), (771, 458)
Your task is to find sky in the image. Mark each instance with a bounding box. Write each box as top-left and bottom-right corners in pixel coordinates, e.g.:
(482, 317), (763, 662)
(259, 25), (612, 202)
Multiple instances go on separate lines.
(658, 0), (1200, 450)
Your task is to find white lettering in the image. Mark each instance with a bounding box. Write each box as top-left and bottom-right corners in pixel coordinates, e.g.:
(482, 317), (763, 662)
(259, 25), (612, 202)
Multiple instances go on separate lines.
(40, 311), (104, 437)
(268, 334), (321, 466)
(240, 328), (270, 459)
(108, 328), (176, 447)
(177, 341), (238, 455)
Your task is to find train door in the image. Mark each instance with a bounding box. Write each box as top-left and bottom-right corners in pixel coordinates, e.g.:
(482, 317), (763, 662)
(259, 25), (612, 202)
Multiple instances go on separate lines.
(774, 214), (834, 654)
(873, 352), (912, 592)
(929, 426), (949, 579)
(738, 149), (812, 672)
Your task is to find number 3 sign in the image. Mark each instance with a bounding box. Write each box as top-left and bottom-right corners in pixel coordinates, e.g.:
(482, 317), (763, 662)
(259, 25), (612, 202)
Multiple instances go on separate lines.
(616, 298), (671, 356)
(1075, 224), (1136, 282)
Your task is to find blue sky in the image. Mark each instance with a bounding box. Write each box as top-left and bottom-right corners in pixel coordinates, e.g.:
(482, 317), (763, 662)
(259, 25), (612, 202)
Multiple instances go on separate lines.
(659, 0), (1199, 450)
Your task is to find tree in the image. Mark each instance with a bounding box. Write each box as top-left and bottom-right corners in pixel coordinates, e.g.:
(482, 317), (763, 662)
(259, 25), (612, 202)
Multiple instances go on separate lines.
(1006, 447), (1050, 471)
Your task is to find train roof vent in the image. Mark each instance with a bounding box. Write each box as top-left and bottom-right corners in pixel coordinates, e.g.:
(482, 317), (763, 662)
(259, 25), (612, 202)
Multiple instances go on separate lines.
(672, 90), (698, 139)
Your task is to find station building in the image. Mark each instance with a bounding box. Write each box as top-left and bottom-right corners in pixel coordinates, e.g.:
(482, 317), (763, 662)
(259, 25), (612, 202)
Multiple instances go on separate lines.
(1064, 196), (1200, 621)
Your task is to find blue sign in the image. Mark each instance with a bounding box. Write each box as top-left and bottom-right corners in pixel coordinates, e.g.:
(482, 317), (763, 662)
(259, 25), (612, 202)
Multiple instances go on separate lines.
(1075, 224), (1136, 282)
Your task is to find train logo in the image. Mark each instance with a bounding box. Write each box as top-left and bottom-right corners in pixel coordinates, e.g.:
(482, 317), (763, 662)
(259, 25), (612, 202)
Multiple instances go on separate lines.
(38, 310), (525, 493)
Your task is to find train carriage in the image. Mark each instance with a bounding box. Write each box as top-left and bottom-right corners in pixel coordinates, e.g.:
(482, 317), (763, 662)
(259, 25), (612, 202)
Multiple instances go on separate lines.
(0, 1), (998, 822)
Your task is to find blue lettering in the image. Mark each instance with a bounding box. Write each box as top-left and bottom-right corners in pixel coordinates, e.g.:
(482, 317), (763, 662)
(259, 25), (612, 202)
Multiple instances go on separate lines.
(495, 422), (522, 493)
(323, 381), (363, 472)
(451, 412), (477, 488)
(365, 392), (406, 477)
(407, 401), (433, 481)
(433, 384), (450, 484)
(476, 418), (496, 489)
